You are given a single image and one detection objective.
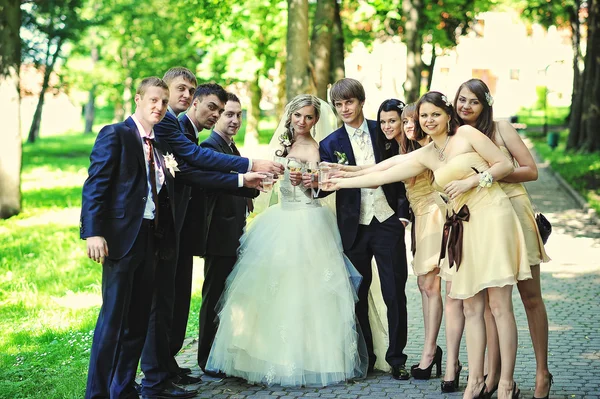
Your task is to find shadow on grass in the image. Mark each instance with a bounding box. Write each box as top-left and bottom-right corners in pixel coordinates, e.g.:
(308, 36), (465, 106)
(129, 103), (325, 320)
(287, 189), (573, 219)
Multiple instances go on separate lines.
(22, 186), (83, 210)
(22, 132), (96, 173)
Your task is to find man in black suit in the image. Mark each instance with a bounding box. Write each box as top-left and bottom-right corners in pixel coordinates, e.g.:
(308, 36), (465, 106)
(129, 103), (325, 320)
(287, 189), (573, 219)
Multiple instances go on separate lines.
(317, 78), (411, 380)
(196, 93), (257, 375)
(81, 77), (265, 399)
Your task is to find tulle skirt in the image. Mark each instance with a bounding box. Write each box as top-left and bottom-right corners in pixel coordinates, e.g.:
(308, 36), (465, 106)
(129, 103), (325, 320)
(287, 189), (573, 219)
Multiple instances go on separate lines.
(206, 203), (368, 387)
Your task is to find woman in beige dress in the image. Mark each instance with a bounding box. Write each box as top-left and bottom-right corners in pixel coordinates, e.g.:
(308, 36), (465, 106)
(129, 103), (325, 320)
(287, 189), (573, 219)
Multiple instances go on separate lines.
(454, 79), (552, 399)
(327, 91), (530, 399)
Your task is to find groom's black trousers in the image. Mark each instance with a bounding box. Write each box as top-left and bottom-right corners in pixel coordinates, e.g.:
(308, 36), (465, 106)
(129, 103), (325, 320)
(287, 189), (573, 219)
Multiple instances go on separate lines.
(345, 216), (408, 368)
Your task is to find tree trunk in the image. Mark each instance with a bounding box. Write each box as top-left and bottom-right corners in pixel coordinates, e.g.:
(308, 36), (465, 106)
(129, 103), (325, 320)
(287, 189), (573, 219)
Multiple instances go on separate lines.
(275, 57), (287, 119)
(310, 0), (335, 100)
(84, 84), (96, 134)
(84, 45), (99, 134)
(0, 74), (21, 219)
(425, 46), (436, 92)
(567, 0), (583, 150)
(286, 0), (310, 101)
(329, 0), (345, 85)
(123, 75), (133, 118)
(580, 0), (600, 152)
(27, 37), (64, 143)
(245, 71), (262, 147)
(402, 0), (423, 103)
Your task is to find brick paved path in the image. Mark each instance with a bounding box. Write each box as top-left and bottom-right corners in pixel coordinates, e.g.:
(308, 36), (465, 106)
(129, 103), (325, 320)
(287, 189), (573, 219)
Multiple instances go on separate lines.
(172, 144), (600, 399)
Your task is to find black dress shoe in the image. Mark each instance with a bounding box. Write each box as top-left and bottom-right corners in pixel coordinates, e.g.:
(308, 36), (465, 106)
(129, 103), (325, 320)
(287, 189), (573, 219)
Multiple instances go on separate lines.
(203, 369), (227, 378)
(142, 381), (198, 399)
(176, 367), (192, 376)
(172, 373), (202, 385)
(391, 365), (410, 380)
(133, 381), (142, 395)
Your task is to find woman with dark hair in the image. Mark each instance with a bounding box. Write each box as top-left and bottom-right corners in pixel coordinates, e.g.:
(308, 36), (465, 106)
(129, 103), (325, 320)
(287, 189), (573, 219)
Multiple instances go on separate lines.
(455, 79), (552, 399)
(327, 91), (530, 399)
(374, 100), (445, 381)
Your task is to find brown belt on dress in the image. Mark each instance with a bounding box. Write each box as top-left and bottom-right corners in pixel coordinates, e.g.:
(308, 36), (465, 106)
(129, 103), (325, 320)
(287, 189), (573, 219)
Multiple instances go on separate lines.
(410, 210), (416, 256)
(438, 204), (470, 272)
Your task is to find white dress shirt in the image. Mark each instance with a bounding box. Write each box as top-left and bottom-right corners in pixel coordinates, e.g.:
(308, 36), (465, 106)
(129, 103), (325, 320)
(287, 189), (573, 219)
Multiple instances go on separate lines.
(132, 114), (165, 221)
(345, 119), (395, 225)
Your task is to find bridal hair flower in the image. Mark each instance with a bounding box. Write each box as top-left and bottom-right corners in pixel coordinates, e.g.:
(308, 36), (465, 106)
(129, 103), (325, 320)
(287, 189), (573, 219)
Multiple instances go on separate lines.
(485, 92), (494, 106)
(441, 95), (451, 107)
(334, 151), (349, 165)
(279, 131), (291, 147)
(164, 153), (180, 176)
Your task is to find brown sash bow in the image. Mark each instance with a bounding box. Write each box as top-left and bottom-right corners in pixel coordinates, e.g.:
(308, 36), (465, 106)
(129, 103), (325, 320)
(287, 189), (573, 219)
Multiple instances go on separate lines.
(410, 211), (416, 256)
(438, 204), (470, 271)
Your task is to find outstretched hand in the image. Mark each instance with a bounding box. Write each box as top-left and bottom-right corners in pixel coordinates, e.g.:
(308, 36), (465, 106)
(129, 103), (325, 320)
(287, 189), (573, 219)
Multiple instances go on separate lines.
(243, 172), (267, 191)
(252, 159), (285, 177)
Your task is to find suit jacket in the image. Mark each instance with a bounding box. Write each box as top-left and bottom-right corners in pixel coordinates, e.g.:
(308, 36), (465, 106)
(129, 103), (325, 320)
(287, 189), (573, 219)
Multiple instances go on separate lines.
(319, 119), (410, 251)
(80, 117), (177, 260)
(200, 131), (259, 257)
(154, 111), (250, 173)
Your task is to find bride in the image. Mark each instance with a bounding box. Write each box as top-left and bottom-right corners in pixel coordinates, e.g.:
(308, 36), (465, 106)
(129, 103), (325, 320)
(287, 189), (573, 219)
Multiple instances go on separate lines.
(205, 94), (368, 387)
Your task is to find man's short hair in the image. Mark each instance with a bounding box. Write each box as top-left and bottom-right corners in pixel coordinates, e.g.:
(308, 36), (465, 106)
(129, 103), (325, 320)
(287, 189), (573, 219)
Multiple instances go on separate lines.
(193, 83), (228, 104)
(330, 78), (366, 104)
(137, 77), (168, 97)
(226, 92), (241, 104)
(162, 67), (197, 86)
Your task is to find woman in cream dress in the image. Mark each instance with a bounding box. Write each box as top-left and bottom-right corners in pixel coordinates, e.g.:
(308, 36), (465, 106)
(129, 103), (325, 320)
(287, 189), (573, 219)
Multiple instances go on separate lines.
(454, 79), (551, 399)
(327, 91), (530, 399)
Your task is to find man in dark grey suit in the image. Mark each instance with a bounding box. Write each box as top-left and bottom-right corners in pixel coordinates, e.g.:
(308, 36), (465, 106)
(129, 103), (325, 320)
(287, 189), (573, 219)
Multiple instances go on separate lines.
(197, 93), (257, 376)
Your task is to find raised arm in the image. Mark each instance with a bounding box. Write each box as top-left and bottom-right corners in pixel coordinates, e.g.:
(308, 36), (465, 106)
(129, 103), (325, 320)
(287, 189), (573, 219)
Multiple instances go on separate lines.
(495, 120), (538, 183)
(331, 157), (427, 190)
(155, 113), (250, 173)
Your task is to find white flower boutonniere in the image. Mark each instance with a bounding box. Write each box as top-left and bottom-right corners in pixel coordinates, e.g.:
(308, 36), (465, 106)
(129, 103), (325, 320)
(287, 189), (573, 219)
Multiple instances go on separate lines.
(164, 153), (180, 176)
(334, 150), (349, 165)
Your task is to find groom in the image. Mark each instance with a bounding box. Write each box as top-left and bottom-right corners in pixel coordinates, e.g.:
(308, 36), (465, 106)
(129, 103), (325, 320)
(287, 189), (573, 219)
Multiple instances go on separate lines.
(318, 78), (411, 380)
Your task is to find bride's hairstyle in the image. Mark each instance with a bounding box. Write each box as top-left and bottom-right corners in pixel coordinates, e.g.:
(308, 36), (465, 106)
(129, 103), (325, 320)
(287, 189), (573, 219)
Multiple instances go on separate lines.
(414, 91), (460, 138)
(276, 94), (321, 157)
(454, 78), (495, 139)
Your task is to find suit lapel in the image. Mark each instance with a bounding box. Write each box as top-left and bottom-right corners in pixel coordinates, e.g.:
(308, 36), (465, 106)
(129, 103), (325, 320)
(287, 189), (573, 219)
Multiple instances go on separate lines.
(210, 131), (233, 155)
(124, 117), (145, 169)
(367, 119), (382, 163)
(337, 126), (357, 165)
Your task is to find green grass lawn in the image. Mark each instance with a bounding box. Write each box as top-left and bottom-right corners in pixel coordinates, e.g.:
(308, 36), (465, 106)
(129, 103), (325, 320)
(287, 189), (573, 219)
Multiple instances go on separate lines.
(0, 132), (200, 398)
(526, 129), (600, 214)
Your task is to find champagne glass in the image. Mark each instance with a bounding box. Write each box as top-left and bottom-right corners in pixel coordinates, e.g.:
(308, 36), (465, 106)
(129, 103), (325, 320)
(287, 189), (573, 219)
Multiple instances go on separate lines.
(287, 157), (302, 202)
(318, 165), (332, 194)
(305, 161), (319, 199)
(262, 172), (274, 191)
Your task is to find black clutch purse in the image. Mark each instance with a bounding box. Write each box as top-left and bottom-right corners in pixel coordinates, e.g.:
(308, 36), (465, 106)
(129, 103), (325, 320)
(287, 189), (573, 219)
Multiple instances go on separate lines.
(535, 213), (552, 244)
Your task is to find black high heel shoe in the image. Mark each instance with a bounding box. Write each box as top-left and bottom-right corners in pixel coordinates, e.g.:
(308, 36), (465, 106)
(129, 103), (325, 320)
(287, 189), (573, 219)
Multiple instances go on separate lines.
(532, 373), (553, 399)
(411, 346), (442, 380)
(441, 361), (462, 393)
(511, 381), (521, 399)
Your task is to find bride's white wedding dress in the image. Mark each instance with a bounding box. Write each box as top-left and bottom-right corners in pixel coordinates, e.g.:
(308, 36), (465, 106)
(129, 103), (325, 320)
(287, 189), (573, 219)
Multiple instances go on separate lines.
(206, 165), (367, 387)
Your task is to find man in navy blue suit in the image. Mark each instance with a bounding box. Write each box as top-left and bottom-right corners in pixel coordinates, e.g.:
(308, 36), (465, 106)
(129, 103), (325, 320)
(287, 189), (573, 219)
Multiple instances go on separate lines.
(317, 78), (411, 380)
(81, 77), (265, 399)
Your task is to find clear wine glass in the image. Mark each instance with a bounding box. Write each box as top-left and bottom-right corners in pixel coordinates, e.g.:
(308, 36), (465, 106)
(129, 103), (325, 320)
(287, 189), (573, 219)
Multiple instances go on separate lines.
(305, 161), (319, 199)
(287, 157), (302, 202)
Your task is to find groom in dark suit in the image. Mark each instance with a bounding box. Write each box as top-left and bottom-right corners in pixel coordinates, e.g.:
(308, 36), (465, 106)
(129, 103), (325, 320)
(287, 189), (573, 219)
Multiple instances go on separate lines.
(318, 78), (411, 380)
(196, 93), (257, 375)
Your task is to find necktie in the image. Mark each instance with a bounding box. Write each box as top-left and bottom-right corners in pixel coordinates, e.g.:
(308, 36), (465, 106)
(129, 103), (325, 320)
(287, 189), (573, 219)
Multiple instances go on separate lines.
(230, 141), (240, 156)
(144, 137), (159, 228)
(356, 128), (368, 150)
